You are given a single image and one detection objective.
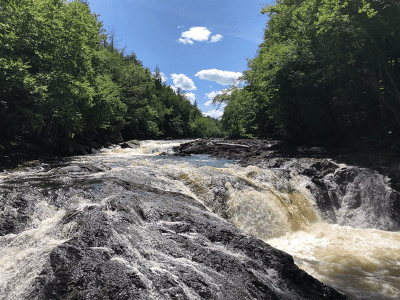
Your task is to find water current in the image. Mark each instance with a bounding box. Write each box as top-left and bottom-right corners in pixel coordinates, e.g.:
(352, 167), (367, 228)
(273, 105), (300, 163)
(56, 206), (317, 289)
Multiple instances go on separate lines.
(0, 140), (399, 299)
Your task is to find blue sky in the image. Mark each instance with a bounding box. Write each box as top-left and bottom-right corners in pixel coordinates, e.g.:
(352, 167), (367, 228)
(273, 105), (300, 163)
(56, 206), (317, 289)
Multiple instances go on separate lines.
(88, 0), (272, 118)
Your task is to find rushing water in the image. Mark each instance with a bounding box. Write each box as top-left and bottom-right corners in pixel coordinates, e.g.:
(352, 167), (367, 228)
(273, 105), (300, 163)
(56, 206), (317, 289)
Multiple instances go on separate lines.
(1, 140), (399, 299)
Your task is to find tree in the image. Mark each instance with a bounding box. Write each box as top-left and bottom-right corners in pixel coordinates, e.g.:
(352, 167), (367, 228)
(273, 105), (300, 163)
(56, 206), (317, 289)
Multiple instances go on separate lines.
(0, 0), (103, 140)
(242, 0), (400, 147)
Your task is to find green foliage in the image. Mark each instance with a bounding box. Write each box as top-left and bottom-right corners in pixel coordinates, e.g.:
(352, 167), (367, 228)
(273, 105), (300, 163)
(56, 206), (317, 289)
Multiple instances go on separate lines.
(240, 0), (400, 147)
(1, 0), (102, 139)
(0, 0), (218, 145)
(190, 116), (223, 138)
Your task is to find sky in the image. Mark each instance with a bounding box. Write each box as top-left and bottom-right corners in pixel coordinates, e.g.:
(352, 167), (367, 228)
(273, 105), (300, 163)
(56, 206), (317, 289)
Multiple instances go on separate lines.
(87, 0), (272, 118)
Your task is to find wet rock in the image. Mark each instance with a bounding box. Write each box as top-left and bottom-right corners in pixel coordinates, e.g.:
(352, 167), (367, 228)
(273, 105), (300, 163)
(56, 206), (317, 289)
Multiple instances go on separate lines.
(0, 169), (347, 300)
(174, 139), (400, 231)
(0, 194), (31, 236)
(120, 140), (140, 149)
(301, 160), (340, 179)
(109, 130), (124, 144)
(57, 140), (91, 156)
(104, 142), (114, 148)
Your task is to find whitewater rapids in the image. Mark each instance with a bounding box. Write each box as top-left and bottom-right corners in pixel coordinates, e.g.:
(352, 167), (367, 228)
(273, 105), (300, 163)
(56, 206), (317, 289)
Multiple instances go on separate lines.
(0, 140), (399, 299)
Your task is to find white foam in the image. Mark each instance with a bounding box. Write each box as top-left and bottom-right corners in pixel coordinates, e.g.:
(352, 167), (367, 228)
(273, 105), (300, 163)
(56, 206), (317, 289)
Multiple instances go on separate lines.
(267, 223), (400, 300)
(0, 210), (68, 299)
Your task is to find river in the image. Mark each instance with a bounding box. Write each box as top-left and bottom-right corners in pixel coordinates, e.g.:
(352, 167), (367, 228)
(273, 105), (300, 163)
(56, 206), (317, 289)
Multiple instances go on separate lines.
(0, 140), (399, 299)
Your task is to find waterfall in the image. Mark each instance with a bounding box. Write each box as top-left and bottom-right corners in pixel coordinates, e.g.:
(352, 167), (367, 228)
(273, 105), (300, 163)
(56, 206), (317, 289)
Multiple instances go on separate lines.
(0, 140), (399, 299)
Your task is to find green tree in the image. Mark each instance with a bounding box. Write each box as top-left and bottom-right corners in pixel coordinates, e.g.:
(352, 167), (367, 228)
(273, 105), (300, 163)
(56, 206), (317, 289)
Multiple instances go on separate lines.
(0, 0), (103, 140)
(243, 0), (400, 147)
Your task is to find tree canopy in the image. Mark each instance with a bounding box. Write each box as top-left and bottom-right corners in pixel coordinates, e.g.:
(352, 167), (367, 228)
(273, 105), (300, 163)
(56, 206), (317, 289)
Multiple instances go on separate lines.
(217, 0), (400, 149)
(0, 0), (222, 147)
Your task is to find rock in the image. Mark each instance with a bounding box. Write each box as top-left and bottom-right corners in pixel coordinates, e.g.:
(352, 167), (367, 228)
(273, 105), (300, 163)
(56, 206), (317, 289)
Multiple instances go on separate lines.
(110, 130), (124, 144)
(297, 146), (327, 154)
(301, 160), (340, 179)
(120, 140), (140, 149)
(104, 142), (114, 148)
(0, 168), (347, 300)
(215, 143), (250, 148)
(57, 140), (90, 156)
(174, 139), (400, 231)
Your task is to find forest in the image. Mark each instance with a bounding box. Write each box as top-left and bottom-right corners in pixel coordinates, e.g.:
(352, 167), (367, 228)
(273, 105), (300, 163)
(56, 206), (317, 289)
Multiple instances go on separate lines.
(216, 0), (400, 150)
(0, 0), (222, 154)
(2, 0), (400, 155)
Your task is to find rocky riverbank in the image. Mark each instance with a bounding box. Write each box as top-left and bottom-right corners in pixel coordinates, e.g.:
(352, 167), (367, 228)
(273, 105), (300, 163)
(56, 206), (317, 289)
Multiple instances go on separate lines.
(0, 133), (140, 172)
(173, 138), (400, 188)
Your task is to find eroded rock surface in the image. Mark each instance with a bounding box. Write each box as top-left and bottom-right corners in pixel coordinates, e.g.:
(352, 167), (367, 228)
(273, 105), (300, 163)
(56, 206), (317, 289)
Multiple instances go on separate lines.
(0, 161), (346, 300)
(173, 139), (400, 231)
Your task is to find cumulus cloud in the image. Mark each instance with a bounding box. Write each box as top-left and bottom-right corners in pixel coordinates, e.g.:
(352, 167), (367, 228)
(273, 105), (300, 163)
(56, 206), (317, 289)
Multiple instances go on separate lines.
(152, 71), (167, 83)
(195, 69), (242, 85)
(202, 109), (224, 119)
(184, 92), (196, 104)
(178, 27), (211, 45)
(170, 73), (197, 91)
(210, 34), (223, 43)
(204, 100), (213, 107)
(204, 89), (233, 106)
(205, 90), (223, 100)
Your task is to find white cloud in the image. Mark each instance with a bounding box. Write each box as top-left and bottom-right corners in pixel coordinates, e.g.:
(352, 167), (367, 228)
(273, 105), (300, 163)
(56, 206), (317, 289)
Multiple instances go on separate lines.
(170, 73), (197, 91)
(160, 72), (167, 82)
(152, 71), (167, 83)
(178, 25), (184, 28)
(202, 109), (224, 119)
(206, 90), (223, 100)
(179, 38), (193, 45)
(178, 27), (211, 45)
(204, 100), (213, 106)
(210, 34), (223, 43)
(184, 92), (196, 104)
(195, 69), (242, 85)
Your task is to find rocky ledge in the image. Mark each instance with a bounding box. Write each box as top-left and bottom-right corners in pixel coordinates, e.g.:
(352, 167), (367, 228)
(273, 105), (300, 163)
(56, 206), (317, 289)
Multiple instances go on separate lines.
(0, 162), (346, 299)
(173, 138), (400, 231)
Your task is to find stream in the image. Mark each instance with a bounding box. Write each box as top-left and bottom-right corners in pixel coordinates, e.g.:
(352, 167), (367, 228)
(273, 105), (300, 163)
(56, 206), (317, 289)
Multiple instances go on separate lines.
(0, 140), (399, 299)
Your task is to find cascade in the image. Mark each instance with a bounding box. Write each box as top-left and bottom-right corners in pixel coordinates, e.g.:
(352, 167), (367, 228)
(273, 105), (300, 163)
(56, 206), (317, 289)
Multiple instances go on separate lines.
(0, 140), (399, 299)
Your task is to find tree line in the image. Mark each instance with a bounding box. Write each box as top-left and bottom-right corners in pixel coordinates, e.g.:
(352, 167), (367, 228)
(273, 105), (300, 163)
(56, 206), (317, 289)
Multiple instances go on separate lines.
(0, 0), (222, 150)
(216, 0), (400, 149)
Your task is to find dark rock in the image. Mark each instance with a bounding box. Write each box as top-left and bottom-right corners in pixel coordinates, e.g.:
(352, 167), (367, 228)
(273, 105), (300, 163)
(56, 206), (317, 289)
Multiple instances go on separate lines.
(301, 160), (339, 179)
(0, 168), (347, 300)
(120, 140), (140, 149)
(109, 130), (124, 144)
(0, 194), (31, 236)
(174, 138), (400, 231)
(57, 139), (90, 156)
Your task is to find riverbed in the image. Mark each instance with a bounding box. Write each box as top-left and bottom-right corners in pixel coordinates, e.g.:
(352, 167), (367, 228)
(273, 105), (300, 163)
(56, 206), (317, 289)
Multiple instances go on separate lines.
(1, 140), (399, 299)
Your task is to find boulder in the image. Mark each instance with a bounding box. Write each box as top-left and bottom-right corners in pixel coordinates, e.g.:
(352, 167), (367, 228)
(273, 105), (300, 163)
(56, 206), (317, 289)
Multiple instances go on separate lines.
(56, 140), (90, 156)
(120, 140), (140, 149)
